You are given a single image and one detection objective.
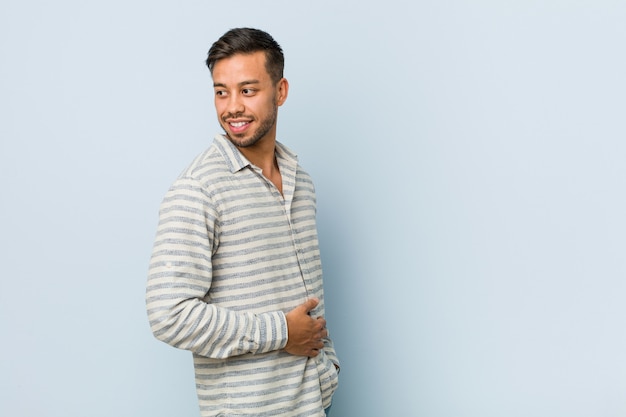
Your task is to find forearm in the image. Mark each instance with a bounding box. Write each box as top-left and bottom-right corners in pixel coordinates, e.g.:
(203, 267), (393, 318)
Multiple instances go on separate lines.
(146, 176), (289, 358)
(146, 288), (288, 358)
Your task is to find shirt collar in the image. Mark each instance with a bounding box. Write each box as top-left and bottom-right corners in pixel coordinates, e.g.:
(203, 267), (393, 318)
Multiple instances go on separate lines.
(213, 134), (298, 173)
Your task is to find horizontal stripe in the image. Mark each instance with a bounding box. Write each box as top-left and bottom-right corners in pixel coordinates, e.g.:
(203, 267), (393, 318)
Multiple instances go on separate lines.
(146, 135), (338, 416)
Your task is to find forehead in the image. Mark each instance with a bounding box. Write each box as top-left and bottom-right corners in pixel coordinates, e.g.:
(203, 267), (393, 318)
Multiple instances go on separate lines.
(212, 51), (270, 84)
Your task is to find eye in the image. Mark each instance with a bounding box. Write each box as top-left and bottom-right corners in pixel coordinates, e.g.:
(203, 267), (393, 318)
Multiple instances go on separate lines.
(242, 88), (256, 96)
(215, 89), (227, 98)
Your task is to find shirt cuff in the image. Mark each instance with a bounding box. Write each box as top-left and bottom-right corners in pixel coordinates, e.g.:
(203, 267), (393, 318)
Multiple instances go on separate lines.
(252, 311), (288, 354)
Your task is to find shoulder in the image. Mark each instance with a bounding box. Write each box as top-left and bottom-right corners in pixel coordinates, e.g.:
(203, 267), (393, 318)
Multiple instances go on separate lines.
(160, 141), (230, 209)
(178, 144), (226, 182)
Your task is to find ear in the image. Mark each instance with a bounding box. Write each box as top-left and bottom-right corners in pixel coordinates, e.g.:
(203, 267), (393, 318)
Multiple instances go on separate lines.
(276, 78), (289, 106)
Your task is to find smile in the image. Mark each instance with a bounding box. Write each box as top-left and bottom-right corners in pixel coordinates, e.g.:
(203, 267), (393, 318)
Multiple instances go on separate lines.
(230, 121), (249, 127)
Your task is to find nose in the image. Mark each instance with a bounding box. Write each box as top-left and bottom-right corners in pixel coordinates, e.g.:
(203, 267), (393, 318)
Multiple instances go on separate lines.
(226, 94), (245, 116)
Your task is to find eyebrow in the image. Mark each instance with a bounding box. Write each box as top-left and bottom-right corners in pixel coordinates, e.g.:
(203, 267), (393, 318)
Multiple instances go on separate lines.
(213, 79), (261, 88)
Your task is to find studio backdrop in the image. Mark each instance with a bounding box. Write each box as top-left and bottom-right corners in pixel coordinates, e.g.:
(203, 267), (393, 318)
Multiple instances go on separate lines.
(1, 1), (625, 416)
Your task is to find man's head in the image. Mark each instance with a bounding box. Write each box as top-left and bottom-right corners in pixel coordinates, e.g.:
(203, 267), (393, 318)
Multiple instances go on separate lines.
(206, 28), (284, 84)
(208, 28), (289, 149)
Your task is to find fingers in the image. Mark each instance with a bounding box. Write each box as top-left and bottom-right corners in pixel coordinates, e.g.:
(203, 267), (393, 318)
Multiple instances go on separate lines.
(313, 317), (327, 338)
(308, 340), (325, 357)
(284, 298), (328, 358)
(300, 297), (319, 314)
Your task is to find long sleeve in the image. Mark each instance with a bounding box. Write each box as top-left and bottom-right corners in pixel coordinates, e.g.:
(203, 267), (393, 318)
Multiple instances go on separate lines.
(146, 137), (339, 415)
(145, 176), (289, 358)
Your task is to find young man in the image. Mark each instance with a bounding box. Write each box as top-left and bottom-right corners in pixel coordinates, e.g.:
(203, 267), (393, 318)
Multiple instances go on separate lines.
(146, 28), (339, 416)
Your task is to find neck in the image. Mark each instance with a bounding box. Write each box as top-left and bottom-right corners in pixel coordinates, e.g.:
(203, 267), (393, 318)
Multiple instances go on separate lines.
(236, 137), (283, 195)
(237, 138), (277, 173)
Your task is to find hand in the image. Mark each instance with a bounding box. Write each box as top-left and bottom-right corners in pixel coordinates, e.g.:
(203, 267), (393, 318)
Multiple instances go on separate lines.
(284, 298), (328, 357)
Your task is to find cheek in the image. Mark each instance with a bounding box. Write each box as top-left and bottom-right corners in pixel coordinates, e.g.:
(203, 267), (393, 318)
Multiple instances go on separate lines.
(214, 100), (227, 116)
(257, 96), (278, 113)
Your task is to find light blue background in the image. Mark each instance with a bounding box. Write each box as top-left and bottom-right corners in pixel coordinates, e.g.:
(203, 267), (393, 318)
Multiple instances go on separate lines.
(1, 1), (625, 416)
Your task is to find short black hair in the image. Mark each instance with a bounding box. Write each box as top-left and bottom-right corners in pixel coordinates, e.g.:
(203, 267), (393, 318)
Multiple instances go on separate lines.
(206, 28), (284, 83)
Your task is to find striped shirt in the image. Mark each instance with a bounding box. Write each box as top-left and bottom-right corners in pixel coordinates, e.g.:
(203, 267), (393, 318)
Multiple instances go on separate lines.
(146, 135), (339, 416)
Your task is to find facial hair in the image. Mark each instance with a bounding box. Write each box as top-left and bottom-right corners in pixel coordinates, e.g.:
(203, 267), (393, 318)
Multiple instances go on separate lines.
(223, 101), (278, 148)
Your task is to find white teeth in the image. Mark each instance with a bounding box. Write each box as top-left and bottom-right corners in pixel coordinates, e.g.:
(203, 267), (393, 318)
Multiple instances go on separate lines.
(230, 122), (247, 127)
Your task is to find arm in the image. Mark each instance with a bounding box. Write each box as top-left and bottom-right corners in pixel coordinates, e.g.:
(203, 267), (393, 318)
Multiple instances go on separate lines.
(145, 177), (288, 358)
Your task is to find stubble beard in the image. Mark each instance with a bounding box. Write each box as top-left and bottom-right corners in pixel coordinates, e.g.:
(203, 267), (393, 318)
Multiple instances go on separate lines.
(223, 104), (278, 148)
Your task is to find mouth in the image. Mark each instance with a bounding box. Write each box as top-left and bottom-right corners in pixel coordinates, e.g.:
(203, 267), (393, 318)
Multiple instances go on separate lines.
(226, 119), (252, 134)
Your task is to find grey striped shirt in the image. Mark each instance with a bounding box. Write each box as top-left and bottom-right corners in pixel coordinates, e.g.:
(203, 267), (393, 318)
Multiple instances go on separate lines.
(146, 135), (339, 416)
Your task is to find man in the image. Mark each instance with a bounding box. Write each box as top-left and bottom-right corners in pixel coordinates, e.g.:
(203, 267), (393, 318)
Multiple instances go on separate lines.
(146, 28), (339, 416)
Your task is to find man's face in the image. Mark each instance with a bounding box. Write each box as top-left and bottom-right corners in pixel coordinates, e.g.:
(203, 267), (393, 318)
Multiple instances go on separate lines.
(212, 51), (288, 148)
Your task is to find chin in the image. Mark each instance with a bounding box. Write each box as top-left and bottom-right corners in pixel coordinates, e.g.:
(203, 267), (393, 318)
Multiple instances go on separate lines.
(227, 133), (262, 148)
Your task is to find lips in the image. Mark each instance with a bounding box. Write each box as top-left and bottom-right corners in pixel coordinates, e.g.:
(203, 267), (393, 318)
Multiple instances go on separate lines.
(226, 119), (252, 134)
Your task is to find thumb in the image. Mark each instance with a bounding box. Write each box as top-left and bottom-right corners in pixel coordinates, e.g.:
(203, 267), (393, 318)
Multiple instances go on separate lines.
(300, 297), (319, 313)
